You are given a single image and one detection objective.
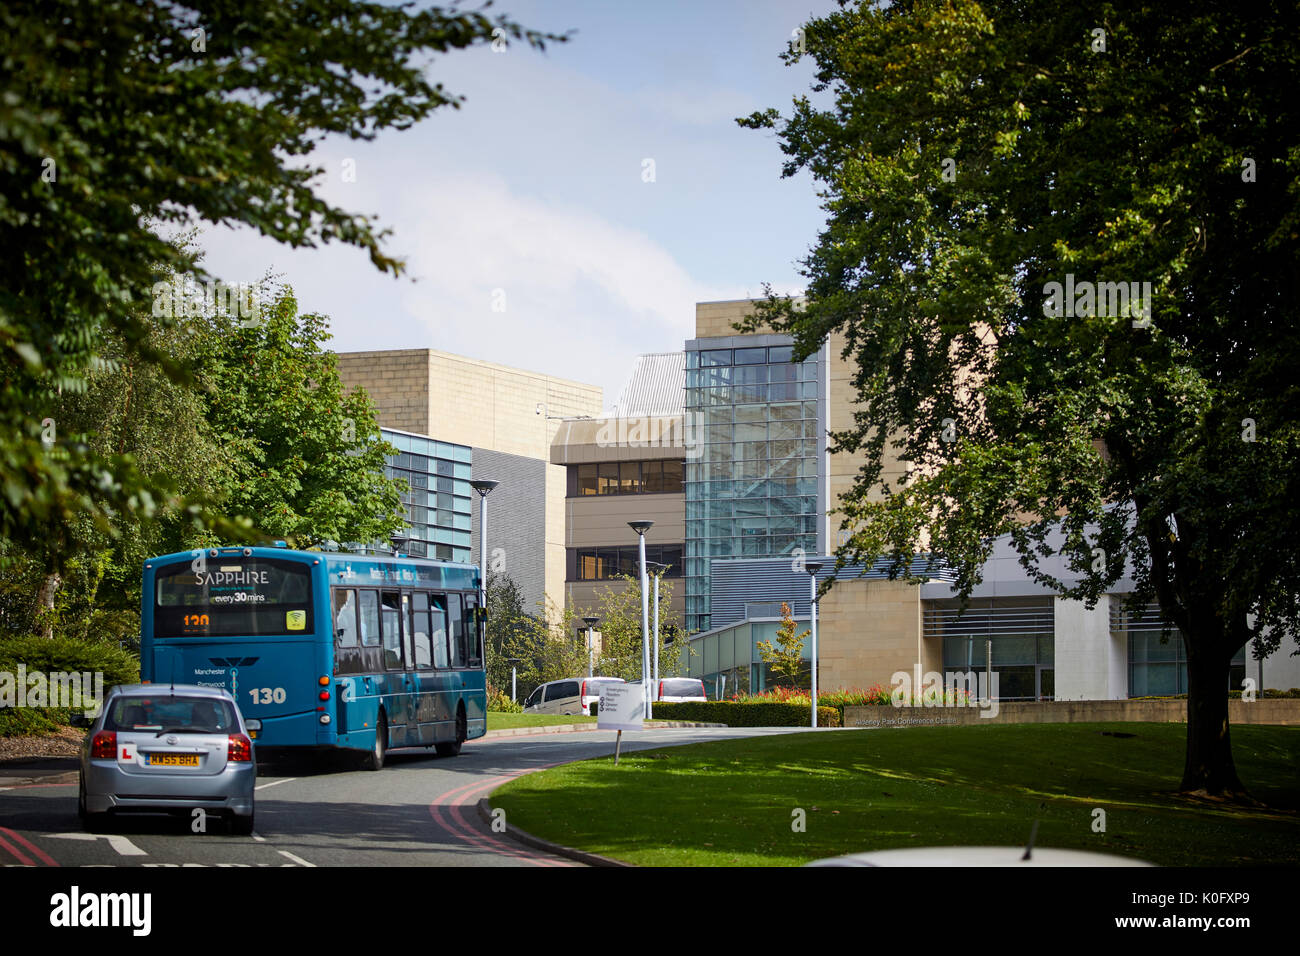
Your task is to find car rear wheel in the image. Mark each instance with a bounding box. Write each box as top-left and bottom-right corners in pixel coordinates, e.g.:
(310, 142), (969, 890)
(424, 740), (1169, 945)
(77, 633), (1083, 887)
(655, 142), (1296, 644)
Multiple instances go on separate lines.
(363, 713), (387, 771)
(229, 811), (254, 836)
(436, 709), (465, 757)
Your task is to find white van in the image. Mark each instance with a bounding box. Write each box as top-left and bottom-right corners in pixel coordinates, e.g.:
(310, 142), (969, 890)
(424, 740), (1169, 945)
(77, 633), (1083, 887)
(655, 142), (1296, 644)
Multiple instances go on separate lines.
(523, 677), (626, 716)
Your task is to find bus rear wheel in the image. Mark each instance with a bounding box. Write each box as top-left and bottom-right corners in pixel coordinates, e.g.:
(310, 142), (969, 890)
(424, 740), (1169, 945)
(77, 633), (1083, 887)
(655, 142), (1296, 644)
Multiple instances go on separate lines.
(364, 713), (387, 771)
(436, 709), (465, 757)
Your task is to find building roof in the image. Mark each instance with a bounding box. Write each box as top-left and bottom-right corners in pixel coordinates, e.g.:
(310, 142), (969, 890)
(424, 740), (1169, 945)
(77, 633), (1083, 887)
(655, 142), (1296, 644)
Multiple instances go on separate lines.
(609, 352), (685, 417)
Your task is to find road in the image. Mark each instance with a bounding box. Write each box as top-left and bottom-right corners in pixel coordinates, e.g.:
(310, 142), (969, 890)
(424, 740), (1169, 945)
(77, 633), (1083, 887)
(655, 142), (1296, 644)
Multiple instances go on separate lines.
(0, 726), (811, 867)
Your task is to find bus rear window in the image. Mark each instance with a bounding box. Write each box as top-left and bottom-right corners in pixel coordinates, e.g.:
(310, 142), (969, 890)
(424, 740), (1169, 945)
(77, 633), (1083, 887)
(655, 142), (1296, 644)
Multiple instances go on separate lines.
(155, 559), (314, 637)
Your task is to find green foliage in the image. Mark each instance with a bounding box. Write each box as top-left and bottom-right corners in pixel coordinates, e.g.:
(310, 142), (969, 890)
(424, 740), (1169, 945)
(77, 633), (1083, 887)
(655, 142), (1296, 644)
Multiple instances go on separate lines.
(651, 701), (840, 728)
(201, 288), (403, 547)
(754, 602), (808, 689)
(0, 0), (561, 569)
(740, 0), (1300, 794)
(484, 571), (541, 700)
(487, 685), (523, 714)
(0, 705), (74, 738)
(0, 634), (140, 688)
(587, 575), (689, 682)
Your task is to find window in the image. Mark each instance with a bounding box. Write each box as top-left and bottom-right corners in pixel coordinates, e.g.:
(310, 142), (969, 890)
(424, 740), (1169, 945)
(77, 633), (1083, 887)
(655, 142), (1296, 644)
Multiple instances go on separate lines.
(411, 592), (432, 669)
(358, 591), (380, 646)
(333, 589), (357, 647)
(381, 591), (402, 670)
(430, 595), (449, 668)
(570, 459), (685, 496)
(447, 593), (465, 668)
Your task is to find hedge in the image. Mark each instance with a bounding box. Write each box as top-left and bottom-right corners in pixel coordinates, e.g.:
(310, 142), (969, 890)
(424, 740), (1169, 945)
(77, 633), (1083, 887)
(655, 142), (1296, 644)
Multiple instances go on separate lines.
(0, 634), (140, 738)
(652, 701), (840, 727)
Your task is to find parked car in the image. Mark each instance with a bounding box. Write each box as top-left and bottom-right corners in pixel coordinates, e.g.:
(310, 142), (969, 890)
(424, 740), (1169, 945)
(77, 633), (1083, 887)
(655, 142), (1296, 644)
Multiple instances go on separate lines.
(78, 684), (256, 835)
(629, 677), (708, 702)
(655, 678), (707, 703)
(523, 677), (625, 716)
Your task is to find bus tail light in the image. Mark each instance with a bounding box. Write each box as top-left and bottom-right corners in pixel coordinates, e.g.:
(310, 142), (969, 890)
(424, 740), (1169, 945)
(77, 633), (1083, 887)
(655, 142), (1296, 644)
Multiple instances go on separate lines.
(318, 676), (329, 686)
(228, 734), (253, 762)
(318, 691), (330, 701)
(91, 731), (116, 759)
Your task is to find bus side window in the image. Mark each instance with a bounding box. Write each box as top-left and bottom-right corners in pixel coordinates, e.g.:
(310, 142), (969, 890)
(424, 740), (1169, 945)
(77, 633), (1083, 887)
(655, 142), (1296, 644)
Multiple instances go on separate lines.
(410, 592), (432, 668)
(358, 591), (380, 647)
(381, 591), (403, 670)
(447, 594), (465, 669)
(333, 589), (357, 647)
(430, 595), (449, 669)
(464, 593), (482, 667)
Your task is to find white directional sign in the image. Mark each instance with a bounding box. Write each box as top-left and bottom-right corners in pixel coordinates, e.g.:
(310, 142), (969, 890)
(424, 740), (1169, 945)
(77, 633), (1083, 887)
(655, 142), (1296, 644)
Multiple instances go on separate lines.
(597, 683), (643, 733)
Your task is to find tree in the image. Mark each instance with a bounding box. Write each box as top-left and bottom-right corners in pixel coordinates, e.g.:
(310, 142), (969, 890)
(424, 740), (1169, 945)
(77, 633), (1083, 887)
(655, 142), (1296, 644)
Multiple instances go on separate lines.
(588, 575), (689, 683)
(755, 602), (808, 690)
(741, 1), (1299, 797)
(1, 0), (561, 554)
(21, 284), (236, 640)
(201, 287), (403, 547)
(484, 570), (541, 698)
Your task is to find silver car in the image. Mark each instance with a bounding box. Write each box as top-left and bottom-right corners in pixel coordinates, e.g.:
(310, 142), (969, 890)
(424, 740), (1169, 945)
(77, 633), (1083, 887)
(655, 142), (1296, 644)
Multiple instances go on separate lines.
(79, 684), (256, 835)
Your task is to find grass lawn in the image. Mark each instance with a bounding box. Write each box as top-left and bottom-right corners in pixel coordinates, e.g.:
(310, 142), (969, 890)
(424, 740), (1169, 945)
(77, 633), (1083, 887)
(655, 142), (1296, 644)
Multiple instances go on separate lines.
(487, 712), (597, 730)
(489, 723), (1300, 866)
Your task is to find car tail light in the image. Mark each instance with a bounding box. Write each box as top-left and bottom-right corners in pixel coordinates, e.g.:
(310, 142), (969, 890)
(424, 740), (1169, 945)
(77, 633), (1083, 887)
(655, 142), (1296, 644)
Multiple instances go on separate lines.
(658, 681), (664, 700)
(91, 730), (116, 758)
(228, 734), (253, 762)
(581, 681), (587, 698)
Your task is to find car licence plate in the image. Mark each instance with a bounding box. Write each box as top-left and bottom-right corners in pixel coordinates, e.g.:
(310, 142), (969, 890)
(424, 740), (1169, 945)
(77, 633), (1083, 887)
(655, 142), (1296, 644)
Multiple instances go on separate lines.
(146, 753), (200, 767)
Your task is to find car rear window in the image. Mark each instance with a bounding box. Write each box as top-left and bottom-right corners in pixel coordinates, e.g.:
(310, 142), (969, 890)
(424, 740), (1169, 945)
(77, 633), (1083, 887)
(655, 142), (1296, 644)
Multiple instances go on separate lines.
(105, 696), (239, 733)
(582, 678), (623, 695)
(661, 679), (704, 697)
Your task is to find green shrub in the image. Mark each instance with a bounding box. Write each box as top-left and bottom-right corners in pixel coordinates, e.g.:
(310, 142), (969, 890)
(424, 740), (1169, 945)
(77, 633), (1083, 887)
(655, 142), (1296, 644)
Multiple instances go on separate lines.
(652, 701), (840, 727)
(0, 635), (139, 737)
(0, 634), (139, 689)
(487, 684), (523, 713)
(0, 705), (76, 737)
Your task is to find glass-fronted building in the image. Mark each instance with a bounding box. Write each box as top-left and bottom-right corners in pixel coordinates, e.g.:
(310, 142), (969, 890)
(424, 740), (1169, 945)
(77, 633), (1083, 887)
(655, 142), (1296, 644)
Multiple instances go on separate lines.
(683, 339), (824, 633)
(381, 428), (473, 562)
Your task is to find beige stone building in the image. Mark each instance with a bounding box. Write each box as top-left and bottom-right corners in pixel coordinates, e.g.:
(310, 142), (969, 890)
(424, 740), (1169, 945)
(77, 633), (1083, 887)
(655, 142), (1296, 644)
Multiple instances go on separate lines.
(336, 348), (603, 616)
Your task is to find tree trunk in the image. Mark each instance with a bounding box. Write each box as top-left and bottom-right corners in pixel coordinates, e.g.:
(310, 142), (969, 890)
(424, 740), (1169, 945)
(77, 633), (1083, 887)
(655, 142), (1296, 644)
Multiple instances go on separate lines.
(36, 571), (61, 640)
(1180, 639), (1247, 797)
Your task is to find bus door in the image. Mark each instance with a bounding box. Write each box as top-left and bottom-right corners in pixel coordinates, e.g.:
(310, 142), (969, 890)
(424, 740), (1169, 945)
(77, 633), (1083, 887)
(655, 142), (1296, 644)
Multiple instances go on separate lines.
(409, 592), (437, 745)
(429, 594), (454, 730)
(380, 590), (413, 747)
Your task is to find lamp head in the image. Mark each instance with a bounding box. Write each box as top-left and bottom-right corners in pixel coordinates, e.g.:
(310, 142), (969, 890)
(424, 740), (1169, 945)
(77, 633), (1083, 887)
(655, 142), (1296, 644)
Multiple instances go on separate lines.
(470, 479), (500, 496)
(583, 616), (600, 627)
(804, 561), (823, 576)
(628, 520), (654, 536)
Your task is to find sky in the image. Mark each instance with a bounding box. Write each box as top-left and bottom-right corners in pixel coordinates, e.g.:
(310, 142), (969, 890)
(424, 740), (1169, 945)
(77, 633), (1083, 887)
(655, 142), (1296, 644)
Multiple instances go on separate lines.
(194, 0), (838, 409)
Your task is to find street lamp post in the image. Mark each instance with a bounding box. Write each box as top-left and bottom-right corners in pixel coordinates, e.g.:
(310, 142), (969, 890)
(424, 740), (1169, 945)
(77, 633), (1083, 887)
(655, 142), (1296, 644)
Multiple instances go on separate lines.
(469, 480), (500, 614)
(583, 615), (599, 678)
(629, 520), (654, 719)
(805, 561), (823, 729)
(646, 561), (667, 690)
